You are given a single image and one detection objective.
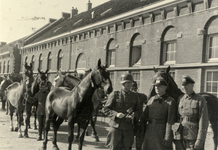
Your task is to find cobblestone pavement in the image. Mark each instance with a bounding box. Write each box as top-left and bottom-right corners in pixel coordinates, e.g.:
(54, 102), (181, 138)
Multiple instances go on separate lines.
(0, 103), (214, 150)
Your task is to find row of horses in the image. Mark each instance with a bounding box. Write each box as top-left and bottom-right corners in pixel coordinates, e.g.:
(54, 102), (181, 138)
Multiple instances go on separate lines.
(0, 62), (217, 150)
(0, 59), (113, 150)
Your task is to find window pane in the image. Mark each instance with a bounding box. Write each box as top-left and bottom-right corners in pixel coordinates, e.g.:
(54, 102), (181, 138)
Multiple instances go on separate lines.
(213, 71), (218, 81)
(207, 72), (212, 81)
(212, 83), (217, 92)
(206, 82), (212, 92)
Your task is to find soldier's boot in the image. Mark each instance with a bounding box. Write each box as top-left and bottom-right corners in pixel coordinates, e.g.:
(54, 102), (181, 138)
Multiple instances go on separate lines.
(37, 123), (43, 141)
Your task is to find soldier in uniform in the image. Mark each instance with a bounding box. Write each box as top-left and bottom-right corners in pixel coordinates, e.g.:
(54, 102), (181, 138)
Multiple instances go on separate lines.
(131, 81), (147, 150)
(176, 75), (209, 150)
(27, 81), (50, 141)
(104, 73), (140, 150)
(141, 77), (176, 150)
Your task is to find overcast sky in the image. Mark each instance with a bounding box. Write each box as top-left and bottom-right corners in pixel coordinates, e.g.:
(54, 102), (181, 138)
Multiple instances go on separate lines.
(0, 0), (109, 43)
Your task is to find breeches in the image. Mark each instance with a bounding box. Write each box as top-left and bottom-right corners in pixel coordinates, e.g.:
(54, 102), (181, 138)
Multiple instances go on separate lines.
(174, 139), (203, 150)
(109, 127), (134, 150)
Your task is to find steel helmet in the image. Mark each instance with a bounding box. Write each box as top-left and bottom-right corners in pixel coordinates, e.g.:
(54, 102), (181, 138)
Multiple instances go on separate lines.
(120, 73), (133, 84)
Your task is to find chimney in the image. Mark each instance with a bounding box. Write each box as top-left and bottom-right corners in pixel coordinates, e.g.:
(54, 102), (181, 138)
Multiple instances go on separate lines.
(62, 12), (70, 19)
(71, 7), (78, 18)
(0, 42), (7, 46)
(87, 0), (92, 11)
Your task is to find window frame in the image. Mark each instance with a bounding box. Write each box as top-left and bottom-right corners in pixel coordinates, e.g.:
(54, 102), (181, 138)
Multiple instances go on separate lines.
(204, 69), (218, 97)
(206, 33), (218, 62)
(163, 40), (177, 65)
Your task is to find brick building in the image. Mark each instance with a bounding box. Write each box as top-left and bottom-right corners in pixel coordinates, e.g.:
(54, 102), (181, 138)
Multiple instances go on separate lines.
(20, 0), (218, 96)
(0, 41), (22, 75)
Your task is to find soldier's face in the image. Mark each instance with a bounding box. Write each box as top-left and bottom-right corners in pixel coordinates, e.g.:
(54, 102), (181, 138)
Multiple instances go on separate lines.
(122, 82), (133, 92)
(182, 83), (194, 94)
(155, 84), (167, 96)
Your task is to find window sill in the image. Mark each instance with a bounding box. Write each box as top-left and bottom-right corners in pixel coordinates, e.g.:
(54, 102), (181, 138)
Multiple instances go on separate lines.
(207, 59), (218, 63)
(109, 65), (115, 68)
(164, 61), (176, 65)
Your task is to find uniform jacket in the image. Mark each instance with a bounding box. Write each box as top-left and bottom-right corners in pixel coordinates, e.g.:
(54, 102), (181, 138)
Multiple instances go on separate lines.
(29, 90), (49, 116)
(104, 90), (140, 130)
(134, 92), (147, 121)
(178, 92), (209, 142)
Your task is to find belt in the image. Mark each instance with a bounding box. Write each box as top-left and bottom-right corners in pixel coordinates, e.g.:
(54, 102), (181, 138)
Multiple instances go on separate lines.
(148, 118), (166, 124)
(181, 116), (198, 123)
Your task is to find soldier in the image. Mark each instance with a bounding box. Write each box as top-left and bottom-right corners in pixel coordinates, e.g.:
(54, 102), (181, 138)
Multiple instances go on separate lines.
(141, 77), (176, 150)
(176, 75), (209, 150)
(104, 73), (140, 150)
(27, 81), (50, 141)
(131, 81), (147, 150)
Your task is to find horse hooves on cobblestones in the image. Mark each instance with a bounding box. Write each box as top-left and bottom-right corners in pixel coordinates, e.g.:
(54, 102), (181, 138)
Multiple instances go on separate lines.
(10, 127), (13, 131)
(18, 134), (23, 138)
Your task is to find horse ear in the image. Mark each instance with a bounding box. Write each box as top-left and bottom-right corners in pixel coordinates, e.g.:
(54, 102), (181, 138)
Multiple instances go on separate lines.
(25, 62), (28, 68)
(166, 66), (171, 73)
(153, 67), (158, 73)
(30, 63), (32, 68)
(38, 68), (41, 74)
(97, 59), (101, 69)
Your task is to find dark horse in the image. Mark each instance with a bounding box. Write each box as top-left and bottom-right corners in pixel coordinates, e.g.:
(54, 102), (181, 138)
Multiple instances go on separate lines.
(54, 69), (106, 142)
(149, 66), (218, 150)
(41, 59), (113, 150)
(5, 63), (34, 137)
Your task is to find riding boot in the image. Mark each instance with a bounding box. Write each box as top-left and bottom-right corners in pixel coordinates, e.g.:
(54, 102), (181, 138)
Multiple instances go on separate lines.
(2, 99), (6, 110)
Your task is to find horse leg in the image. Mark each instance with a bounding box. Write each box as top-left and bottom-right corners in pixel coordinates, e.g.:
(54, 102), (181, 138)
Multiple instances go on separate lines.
(41, 115), (51, 150)
(17, 107), (23, 138)
(67, 116), (75, 150)
(34, 104), (38, 130)
(91, 113), (99, 142)
(78, 120), (90, 150)
(75, 122), (80, 142)
(24, 102), (32, 138)
(6, 99), (8, 115)
(52, 116), (64, 150)
(211, 120), (218, 150)
(9, 106), (14, 131)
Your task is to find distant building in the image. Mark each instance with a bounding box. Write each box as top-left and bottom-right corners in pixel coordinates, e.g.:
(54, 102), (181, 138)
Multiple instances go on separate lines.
(19, 0), (218, 96)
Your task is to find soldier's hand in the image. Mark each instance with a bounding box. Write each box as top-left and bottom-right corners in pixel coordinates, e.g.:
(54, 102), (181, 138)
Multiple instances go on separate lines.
(116, 113), (125, 118)
(194, 139), (203, 149)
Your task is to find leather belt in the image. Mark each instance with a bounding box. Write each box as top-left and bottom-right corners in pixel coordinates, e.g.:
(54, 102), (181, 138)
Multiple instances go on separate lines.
(181, 116), (198, 123)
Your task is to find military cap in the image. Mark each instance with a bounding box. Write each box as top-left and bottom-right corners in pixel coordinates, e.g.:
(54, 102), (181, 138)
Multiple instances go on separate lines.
(120, 73), (133, 84)
(182, 75), (195, 86)
(153, 77), (168, 86)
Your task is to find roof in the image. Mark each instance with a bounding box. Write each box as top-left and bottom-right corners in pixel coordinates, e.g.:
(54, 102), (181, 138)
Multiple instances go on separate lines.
(27, 0), (160, 45)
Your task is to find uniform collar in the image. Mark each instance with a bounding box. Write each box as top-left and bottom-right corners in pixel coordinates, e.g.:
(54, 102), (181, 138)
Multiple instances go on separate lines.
(185, 92), (195, 99)
(154, 93), (168, 103)
(121, 89), (131, 95)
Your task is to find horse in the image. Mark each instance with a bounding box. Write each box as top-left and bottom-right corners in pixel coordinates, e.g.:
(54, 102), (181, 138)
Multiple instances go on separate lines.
(6, 63), (34, 137)
(149, 66), (218, 150)
(0, 77), (13, 111)
(53, 69), (107, 142)
(41, 59), (113, 150)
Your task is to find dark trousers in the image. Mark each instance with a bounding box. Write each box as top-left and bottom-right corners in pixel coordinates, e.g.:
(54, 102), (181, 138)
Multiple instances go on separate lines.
(174, 139), (204, 150)
(37, 115), (45, 138)
(135, 124), (145, 150)
(108, 127), (134, 150)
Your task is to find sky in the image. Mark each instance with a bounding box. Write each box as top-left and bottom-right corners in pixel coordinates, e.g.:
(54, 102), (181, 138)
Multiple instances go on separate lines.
(0, 0), (109, 43)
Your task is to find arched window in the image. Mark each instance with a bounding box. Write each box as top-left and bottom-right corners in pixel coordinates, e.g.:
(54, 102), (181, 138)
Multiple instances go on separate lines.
(31, 55), (35, 71)
(161, 26), (177, 65)
(57, 50), (63, 70)
(204, 16), (218, 62)
(76, 53), (87, 78)
(7, 60), (10, 73)
(47, 52), (52, 70)
(129, 33), (142, 67)
(3, 61), (5, 73)
(38, 54), (43, 71)
(106, 39), (116, 67)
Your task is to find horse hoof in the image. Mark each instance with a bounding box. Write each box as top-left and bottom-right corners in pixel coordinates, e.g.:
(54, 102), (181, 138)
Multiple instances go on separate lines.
(39, 146), (47, 150)
(35, 127), (37, 130)
(24, 134), (29, 138)
(29, 126), (31, 129)
(52, 146), (59, 150)
(95, 137), (100, 142)
(14, 127), (18, 131)
(10, 127), (14, 131)
(18, 134), (23, 138)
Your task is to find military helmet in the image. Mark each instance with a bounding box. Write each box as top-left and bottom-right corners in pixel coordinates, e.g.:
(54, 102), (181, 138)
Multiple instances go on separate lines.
(120, 73), (133, 84)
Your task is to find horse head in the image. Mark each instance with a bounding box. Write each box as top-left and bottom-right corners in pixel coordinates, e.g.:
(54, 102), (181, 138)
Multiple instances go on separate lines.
(90, 59), (113, 95)
(53, 70), (80, 90)
(0, 78), (13, 96)
(148, 66), (183, 100)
